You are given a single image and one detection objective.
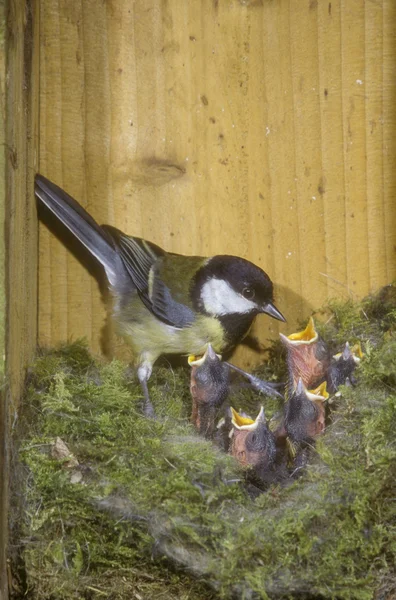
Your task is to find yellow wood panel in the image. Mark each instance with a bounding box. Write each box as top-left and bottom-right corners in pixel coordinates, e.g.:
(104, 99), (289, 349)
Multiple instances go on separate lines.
(383, 0), (396, 283)
(39, 1), (68, 347)
(38, 0), (396, 369)
(341, 0), (370, 296)
(290, 1), (327, 310)
(365, 0), (387, 291)
(39, 0), (92, 350)
(260, 2), (303, 343)
(6, 0), (39, 405)
(318, 0), (348, 298)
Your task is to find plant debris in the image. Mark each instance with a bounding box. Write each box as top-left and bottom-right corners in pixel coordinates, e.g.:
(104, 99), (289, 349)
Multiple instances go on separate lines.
(9, 285), (396, 599)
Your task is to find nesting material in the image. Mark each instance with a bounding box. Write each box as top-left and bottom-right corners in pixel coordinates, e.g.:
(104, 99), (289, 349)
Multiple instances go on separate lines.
(9, 286), (396, 599)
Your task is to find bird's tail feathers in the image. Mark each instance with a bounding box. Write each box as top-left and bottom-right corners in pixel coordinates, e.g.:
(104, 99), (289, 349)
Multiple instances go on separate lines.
(35, 175), (126, 288)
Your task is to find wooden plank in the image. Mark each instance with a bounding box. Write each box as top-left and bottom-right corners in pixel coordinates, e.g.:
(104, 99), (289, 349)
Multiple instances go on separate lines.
(259, 1), (302, 354)
(341, 0), (370, 297)
(2, 1), (39, 598)
(289, 1), (327, 310)
(383, 0), (396, 282)
(39, 0), (90, 350)
(38, 0), (396, 369)
(0, 0), (6, 595)
(365, 0), (387, 291)
(6, 0), (39, 404)
(318, 0), (348, 299)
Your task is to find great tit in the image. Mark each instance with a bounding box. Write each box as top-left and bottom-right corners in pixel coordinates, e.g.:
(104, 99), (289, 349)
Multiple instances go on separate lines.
(35, 175), (285, 414)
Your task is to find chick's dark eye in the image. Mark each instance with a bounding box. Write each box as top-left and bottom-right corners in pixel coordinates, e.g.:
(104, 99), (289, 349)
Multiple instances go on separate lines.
(242, 287), (255, 300)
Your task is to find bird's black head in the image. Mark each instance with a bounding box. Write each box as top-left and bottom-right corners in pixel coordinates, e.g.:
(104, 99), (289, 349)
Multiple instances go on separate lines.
(192, 255), (285, 322)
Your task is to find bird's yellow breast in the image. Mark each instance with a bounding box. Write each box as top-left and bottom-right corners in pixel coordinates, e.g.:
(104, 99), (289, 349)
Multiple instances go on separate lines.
(114, 295), (226, 365)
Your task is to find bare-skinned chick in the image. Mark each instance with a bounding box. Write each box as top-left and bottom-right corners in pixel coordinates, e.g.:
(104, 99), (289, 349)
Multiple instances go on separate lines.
(230, 406), (278, 483)
(280, 317), (330, 395)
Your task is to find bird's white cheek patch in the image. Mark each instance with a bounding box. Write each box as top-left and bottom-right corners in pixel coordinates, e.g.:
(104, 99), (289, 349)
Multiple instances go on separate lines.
(200, 278), (256, 316)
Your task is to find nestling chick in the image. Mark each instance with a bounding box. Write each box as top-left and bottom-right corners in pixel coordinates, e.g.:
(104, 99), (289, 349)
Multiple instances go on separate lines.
(327, 342), (363, 393)
(280, 317), (330, 395)
(230, 406), (277, 474)
(189, 344), (230, 439)
(284, 379), (328, 446)
(213, 409), (234, 453)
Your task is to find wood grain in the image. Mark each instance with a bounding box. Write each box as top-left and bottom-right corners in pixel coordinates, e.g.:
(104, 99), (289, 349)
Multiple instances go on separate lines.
(7, 0), (39, 402)
(2, 1), (39, 598)
(0, 0), (5, 594)
(38, 0), (396, 369)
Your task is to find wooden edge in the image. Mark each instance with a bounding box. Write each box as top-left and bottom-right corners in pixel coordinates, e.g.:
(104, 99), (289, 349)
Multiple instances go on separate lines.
(1, 0), (39, 598)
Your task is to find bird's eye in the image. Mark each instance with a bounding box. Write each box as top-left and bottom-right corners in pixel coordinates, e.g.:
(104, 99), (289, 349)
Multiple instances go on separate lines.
(242, 287), (255, 300)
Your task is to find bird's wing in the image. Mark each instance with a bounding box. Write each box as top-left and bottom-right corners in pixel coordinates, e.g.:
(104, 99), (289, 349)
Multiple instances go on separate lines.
(103, 226), (195, 328)
(148, 262), (196, 327)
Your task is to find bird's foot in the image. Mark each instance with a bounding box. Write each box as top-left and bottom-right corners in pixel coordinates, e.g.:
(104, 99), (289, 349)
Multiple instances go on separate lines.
(144, 398), (156, 419)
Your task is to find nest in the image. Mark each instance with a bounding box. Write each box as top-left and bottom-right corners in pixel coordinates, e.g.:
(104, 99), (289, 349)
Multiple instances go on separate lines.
(9, 285), (396, 599)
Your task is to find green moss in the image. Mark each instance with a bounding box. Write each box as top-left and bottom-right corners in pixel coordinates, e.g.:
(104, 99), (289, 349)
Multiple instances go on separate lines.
(10, 287), (396, 599)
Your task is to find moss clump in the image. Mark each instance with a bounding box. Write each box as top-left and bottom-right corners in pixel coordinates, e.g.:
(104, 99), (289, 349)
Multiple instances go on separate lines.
(10, 286), (396, 599)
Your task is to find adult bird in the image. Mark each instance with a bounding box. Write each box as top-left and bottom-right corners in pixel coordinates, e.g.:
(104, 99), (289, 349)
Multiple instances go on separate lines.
(35, 175), (285, 414)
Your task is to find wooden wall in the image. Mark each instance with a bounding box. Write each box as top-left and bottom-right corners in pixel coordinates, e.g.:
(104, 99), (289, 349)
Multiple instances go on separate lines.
(1, 1), (39, 597)
(0, 0), (6, 594)
(38, 0), (396, 368)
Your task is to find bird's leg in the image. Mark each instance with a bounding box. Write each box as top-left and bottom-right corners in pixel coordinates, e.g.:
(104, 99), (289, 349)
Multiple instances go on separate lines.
(140, 379), (155, 418)
(137, 360), (155, 418)
(226, 362), (284, 398)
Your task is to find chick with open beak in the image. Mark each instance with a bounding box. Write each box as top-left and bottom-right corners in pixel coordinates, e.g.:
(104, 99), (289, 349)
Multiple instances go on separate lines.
(229, 406), (277, 474)
(280, 317), (330, 395)
(188, 344), (230, 439)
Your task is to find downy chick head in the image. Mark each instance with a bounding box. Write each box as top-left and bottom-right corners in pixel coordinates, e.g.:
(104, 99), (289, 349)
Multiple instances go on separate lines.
(189, 344), (230, 438)
(280, 317), (330, 393)
(327, 342), (363, 393)
(284, 378), (328, 445)
(230, 406), (276, 470)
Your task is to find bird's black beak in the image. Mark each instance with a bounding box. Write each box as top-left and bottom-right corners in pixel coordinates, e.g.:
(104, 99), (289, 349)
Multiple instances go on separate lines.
(261, 302), (286, 322)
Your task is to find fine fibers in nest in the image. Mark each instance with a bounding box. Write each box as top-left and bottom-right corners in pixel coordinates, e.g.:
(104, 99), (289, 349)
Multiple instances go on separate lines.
(8, 285), (396, 599)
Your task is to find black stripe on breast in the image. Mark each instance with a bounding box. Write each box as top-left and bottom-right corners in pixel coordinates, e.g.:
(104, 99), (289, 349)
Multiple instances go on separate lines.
(217, 312), (256, 351)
